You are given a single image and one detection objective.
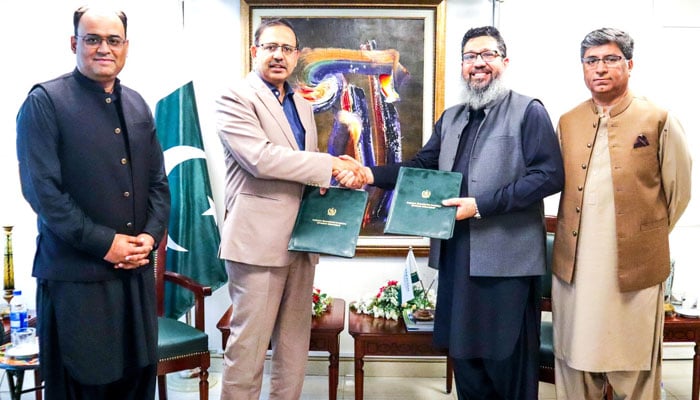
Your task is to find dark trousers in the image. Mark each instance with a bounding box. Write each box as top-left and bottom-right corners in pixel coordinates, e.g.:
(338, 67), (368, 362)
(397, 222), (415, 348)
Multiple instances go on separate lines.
(42, 309), (156, 400)
(56, 364), (156, 400)
(38, 279), (157, 400)
(452, 299), (540, 400)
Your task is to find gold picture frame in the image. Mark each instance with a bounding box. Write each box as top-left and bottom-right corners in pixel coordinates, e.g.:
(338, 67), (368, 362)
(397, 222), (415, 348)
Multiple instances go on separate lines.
(242, 0), (446, 257)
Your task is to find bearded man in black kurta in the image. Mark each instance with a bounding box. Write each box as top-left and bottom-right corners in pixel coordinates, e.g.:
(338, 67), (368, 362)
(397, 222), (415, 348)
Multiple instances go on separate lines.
(341, 26), (564, 399)
(16, 6), (169, 399)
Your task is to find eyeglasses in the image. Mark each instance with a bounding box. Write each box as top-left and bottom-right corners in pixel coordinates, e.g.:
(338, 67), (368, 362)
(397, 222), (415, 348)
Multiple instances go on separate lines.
(581, 55), (625, 68)
(77, 34), (126, 49)
(462, 50), (501, 64)
(257, 43), (298, 55)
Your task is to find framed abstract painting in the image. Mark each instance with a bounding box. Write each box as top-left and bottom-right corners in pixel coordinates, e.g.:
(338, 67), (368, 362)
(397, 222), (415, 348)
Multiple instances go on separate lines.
(242, 0), (446, 256)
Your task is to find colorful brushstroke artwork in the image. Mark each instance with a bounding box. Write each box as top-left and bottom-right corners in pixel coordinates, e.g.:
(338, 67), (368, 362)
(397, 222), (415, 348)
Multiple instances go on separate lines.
(288, 17), (426, 235)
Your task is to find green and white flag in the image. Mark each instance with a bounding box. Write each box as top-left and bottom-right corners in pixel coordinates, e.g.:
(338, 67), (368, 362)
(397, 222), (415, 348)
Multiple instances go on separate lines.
(400, 247), (420, 304)
(155, 81), (227, 318)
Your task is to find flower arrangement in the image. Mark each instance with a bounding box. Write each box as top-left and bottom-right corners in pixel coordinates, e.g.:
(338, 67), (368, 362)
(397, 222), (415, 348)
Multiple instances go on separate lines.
(312, 287), (333, 317)
(351, 280), (436, 321)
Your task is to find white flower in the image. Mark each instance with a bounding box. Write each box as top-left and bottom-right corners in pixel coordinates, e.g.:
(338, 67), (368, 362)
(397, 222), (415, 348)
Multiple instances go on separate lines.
(427, 289), (437, 304)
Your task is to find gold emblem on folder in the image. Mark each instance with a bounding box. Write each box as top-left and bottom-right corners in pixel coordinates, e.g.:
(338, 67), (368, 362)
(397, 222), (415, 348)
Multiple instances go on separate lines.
(421, 190), (431, 199)
(327, 208), (337, 216)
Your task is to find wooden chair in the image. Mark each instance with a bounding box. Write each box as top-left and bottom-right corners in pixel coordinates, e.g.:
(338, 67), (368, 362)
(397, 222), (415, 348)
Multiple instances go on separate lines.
(155, 234), (212, 400)
(539, 216), (556, 383)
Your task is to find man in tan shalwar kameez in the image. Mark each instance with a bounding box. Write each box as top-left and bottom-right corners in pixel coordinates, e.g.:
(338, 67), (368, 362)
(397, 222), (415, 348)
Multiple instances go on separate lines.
(552, 28), (692, 400)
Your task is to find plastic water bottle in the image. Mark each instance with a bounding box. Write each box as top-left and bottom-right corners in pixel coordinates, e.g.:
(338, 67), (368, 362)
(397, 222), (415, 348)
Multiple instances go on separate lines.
(9, 290), (28, 337)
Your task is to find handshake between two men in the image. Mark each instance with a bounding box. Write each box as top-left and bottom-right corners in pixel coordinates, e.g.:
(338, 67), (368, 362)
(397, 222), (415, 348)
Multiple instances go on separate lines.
(329, 156), (479, 221)
(331, 155), (374, 189)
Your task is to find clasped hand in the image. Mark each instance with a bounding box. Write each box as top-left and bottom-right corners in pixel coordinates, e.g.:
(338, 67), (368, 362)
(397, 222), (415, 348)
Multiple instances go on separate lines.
(105, 233), (155, 269)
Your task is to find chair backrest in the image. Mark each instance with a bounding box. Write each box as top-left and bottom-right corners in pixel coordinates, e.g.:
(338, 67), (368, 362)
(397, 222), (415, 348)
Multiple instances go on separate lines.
(541, 216), (557, 311)
(155, 231), (168, 317)
(153, 230), (212, 328)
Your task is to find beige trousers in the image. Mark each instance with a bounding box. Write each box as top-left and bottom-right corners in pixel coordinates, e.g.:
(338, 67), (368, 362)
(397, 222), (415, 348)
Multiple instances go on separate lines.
(554, 356), (662, 400)
(220, 257), (315, 400)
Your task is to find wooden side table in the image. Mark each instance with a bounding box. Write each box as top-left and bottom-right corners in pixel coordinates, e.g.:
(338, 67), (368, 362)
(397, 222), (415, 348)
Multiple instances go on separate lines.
(216, 298), (345, 400)
(664, 313), (700, 400)
(0, 345), (42, 400)
(348, 310), (452, 400)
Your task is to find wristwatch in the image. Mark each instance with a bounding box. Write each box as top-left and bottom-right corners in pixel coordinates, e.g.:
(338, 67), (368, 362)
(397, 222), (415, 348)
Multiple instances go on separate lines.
(473, 201), (482, 219)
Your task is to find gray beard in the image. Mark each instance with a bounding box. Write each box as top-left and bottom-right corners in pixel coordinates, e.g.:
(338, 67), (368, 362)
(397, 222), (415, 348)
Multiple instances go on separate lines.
(460, 77), (508, 110)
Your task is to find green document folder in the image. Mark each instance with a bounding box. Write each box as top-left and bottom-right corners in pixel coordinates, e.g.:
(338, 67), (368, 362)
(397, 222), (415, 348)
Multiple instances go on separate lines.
(384, 167), (462, 240)
(288, 186), (369, 258)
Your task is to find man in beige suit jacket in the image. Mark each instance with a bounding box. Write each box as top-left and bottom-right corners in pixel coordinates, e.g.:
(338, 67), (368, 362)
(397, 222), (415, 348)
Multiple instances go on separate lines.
(216, 18), (364, 400)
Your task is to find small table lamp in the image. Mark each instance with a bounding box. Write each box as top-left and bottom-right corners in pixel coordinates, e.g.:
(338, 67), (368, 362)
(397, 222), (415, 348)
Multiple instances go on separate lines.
(3, 226), (15, 316)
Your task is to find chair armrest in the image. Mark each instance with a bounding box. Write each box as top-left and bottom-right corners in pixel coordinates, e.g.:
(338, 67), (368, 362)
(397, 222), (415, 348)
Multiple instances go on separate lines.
(163, 270), (213, 297)
(163, 270), (213, 331)
(216, 306), (234, 350)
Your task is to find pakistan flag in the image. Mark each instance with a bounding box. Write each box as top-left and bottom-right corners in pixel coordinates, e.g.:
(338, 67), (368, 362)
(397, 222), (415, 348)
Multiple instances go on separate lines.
(155, 81), (227, 318)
